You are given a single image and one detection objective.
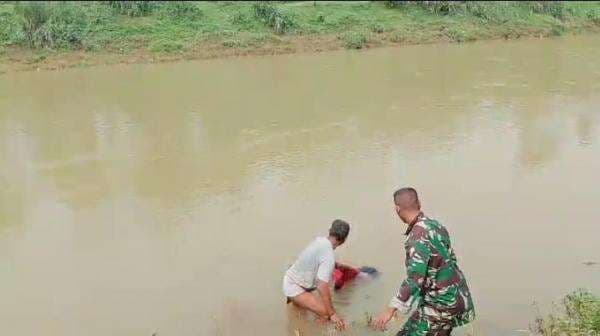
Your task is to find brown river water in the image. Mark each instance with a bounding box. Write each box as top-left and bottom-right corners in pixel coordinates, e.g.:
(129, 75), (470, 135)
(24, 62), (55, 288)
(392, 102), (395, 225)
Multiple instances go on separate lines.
(1, 35), (600, 336)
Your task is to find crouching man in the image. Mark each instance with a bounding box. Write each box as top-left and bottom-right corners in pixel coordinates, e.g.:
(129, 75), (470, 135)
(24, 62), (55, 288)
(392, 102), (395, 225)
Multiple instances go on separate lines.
(283, 219), (351, 330)
(371, 188), (475, 335)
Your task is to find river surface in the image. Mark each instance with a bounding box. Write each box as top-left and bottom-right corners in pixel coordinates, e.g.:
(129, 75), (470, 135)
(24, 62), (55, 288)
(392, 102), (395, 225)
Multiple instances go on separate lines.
(1, 35), (600, 336)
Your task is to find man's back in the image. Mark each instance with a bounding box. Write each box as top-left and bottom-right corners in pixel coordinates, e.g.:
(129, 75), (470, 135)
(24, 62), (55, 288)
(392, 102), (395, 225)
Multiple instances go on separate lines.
(407, 216), (475, 326)
(286, 237), (335, 289)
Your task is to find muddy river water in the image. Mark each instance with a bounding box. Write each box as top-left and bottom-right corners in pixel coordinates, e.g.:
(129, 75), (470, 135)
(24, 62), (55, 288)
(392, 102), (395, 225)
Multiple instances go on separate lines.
(1, 34), (600, 336)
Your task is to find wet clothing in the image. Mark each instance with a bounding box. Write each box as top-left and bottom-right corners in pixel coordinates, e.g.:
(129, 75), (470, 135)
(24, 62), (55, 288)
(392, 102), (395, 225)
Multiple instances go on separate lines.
(389, 213), (475, 335)
(283, 237), (335, 297)
(333, 266), (379, 290)
(333, 266), (359, 290)
(396, 307), (454, 336)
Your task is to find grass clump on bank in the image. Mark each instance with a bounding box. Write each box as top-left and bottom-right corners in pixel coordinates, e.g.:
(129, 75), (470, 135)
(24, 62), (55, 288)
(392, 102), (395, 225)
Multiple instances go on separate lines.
(534, 289), (600, 336)
(1, 1), (600, 71)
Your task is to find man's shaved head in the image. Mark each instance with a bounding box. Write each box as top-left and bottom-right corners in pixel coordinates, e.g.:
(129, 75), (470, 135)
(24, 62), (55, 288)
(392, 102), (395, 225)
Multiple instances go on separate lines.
(393, 187), (420, 211)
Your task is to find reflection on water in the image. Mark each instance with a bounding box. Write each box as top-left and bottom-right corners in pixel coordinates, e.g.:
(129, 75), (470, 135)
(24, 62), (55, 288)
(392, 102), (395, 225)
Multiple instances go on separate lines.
(1, 34), (600, 336)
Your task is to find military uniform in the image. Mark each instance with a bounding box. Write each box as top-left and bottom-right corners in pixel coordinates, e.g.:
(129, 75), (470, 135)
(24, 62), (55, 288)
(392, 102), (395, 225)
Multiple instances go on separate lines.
(389, 213), (475, 336)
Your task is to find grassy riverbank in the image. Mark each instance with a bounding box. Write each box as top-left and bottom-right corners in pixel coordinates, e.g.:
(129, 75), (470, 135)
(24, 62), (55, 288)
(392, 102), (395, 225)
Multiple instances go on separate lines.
(1, 1), (600, 72)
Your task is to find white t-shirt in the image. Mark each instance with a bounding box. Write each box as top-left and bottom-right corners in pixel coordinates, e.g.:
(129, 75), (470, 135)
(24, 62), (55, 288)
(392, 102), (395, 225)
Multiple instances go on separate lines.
(285, 237), (335, 289)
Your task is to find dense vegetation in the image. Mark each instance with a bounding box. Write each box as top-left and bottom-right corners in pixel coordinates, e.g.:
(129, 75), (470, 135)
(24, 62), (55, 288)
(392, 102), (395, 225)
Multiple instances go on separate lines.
(535, 290), (600, 336)
(1, 1), (600, 70)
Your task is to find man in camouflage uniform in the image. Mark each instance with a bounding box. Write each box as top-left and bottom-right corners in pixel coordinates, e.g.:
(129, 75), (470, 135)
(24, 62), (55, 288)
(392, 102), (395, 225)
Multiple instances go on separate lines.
(371, 188), (475, 336)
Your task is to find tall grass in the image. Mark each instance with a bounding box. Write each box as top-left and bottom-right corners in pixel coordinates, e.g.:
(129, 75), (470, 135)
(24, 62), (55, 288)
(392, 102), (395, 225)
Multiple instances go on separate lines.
(387, 1), (565, 19)
(253, 2), (295, 34)
(1, 1), (600, 55)
(105, 1), (158, 17)
(534, 289), (600, 336)
(14, 2), (90, 48)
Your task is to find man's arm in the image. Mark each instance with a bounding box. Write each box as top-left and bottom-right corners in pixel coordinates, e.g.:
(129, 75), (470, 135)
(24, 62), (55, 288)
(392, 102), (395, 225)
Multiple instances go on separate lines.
(316, 279), (335, 317)
(316, 280), (347, 330)
(334, 261), (357, 271)
(372, 230), (431, 330)
(390, 236), (431, 312)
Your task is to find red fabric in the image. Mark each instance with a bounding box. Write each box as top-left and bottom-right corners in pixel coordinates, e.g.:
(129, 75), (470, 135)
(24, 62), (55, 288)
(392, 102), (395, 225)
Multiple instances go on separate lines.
(333, 266), (360, 290)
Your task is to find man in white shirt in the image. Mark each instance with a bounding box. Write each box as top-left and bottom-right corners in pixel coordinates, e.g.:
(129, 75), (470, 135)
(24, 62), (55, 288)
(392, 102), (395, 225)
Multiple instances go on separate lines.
(283, 219), (351, 330)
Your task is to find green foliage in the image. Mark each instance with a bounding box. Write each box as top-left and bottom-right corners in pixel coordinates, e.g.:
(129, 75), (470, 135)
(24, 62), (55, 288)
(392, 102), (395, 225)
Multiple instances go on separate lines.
(149, 39), (184, 53)
(535, 289), (600, 336)
(370, 22), (385, 33)
(446, 26), (475, 42)
(0, 7), (21, 46)
(230, 11), (250, 25)
(343, 31), (366, 49)
(252, 2), (295, 34)
(159, 1), (203, 21)
(2, 1), (600, 57)
(107, 1), (157, 17)
(14, 2), (90, 49)
(387, 1), (566, 20)
(387, 1), (463, 14)
(13, 2), (49, 45)
(566, 2), (600, 25)
(520, 1), (565, 19)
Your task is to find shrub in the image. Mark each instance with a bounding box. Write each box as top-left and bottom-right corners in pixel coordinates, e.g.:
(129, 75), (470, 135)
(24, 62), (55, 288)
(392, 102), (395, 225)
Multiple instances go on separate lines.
(159, 1), (202, 21)
(14, 2), (89, 49)
(549, 24), (565, 37)
(534, 289), (600, 336)
(370, 23), (385, 33)
(252, 2), (295, 34)
(0, 10), (22, 46)
(521, 1), (565, 19)
(222, 39), (247, 48)
(447, 27), (475, 42)
(230, 11), (256, 30)
(589, 10), (600, 25)
(149, 39), (184, 53)
(106, 1), (157, 17)
(14, 2), (50, 45)
(343, 31), (366, 49)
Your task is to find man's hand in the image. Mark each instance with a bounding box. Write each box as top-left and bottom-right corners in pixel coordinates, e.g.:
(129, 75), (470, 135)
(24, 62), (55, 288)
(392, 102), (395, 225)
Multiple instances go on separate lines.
(330, 313), (348, 331)
(370, 307), (396, 331)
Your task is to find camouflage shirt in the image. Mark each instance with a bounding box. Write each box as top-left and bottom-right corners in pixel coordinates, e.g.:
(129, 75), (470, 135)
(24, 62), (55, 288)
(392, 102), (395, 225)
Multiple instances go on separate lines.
(389, 213), (475, 327)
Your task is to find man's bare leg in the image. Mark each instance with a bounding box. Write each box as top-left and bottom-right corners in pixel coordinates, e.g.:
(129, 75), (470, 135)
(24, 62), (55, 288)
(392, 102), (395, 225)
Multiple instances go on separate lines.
(289, 292), (328, 319)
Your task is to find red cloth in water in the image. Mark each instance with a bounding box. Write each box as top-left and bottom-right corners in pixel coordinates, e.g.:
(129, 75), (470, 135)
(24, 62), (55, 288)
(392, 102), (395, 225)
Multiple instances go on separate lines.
(333, 266), (360, 290)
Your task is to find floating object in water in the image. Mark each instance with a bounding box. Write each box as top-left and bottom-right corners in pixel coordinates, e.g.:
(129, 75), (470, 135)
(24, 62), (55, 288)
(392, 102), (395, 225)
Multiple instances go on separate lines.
(333, 265), (379, 290)
(360, 266), (379, 275)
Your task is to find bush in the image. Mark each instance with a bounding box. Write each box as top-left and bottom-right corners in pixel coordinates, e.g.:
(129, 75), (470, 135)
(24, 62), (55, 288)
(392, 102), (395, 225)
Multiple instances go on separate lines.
(343, 31), (366, 49)
(252, 2), (295, 34)
(14, 2), (89, 49)
(159, 1), (202, 21)
(446, 26), (475, 42)
(0, 10), (22, 46)
(230, 11), (256, 30)
(521, 1), (565, 19)
(535, 289), (600, 336)
(589, 10), (600, 25)
(370, 22), (385, 33)
(149, 39), (184, 53)
(387, 1), (566, 20)
(106, 1), (157, 17)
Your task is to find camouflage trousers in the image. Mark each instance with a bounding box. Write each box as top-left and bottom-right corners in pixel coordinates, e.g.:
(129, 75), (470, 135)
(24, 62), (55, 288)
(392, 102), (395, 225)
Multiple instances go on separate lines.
(396, 307), (453, 336)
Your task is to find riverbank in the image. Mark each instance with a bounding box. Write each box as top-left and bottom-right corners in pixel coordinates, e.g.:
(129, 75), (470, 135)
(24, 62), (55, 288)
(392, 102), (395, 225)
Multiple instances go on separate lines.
(1, 1), (600, 72)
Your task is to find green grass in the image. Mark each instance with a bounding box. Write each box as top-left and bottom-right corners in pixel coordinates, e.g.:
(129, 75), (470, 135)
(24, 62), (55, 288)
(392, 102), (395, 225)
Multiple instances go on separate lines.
(535, 289), (600, 336)
(1, 1), (600, 64)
